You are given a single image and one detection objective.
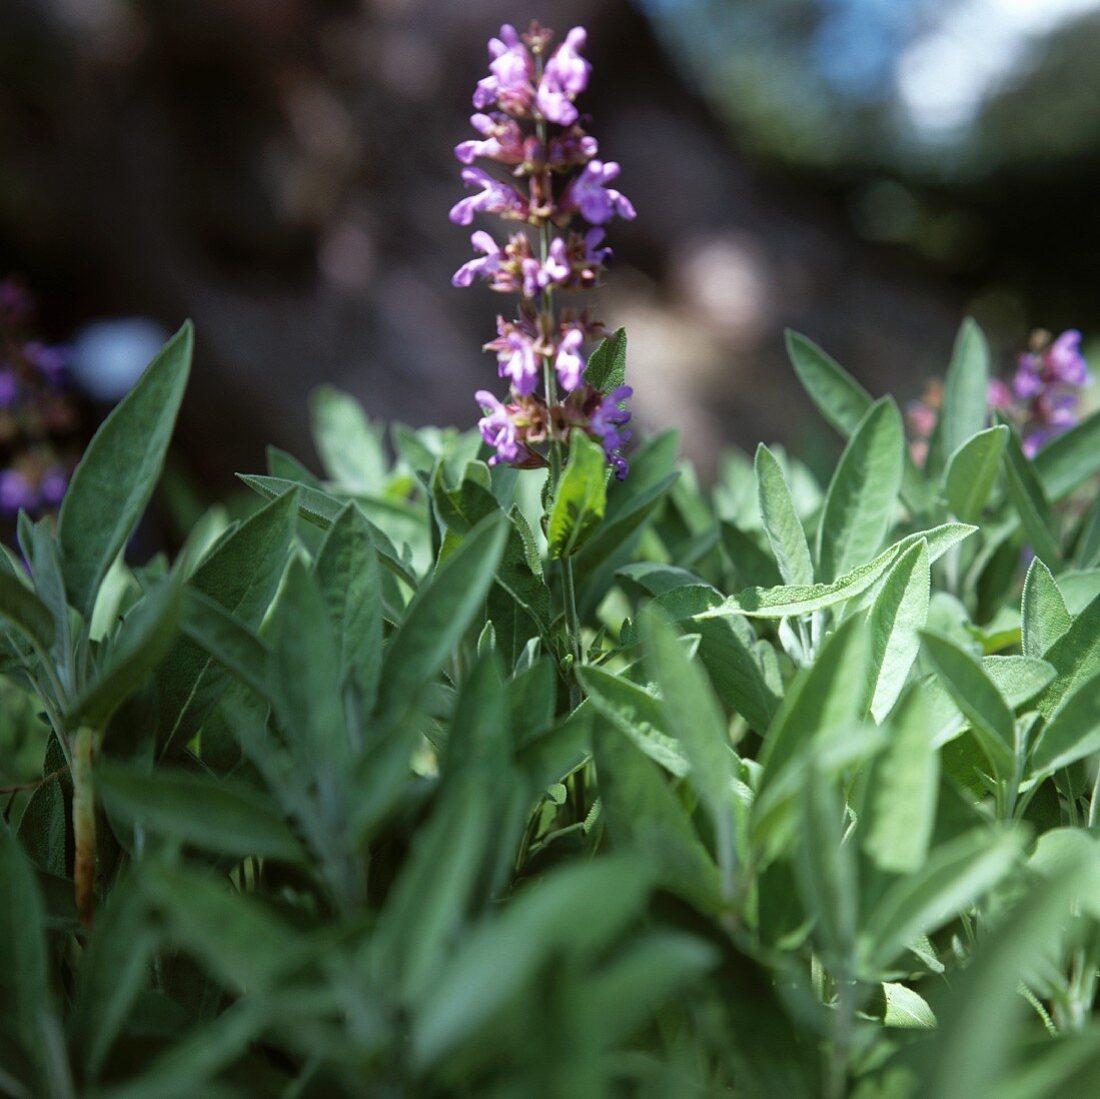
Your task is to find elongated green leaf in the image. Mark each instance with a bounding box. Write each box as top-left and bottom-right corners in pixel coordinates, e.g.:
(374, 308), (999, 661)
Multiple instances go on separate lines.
(867, 540), (930, 722)
(700, 523), (975, 620)
(817, 398), (904, 582)
(59, 322), (192, 616)
(178, 588), (272, 700)
(881, 983), (936, 1029)
(547, 431), (608, 558)
(1021, 557), (1071, 658)
(944, 425), (1008, 523)
(583, 326), (627, 391)
(1034, 409), (1100, 502)
(310, 384), (386, 490)
(860, 826), (1022, 973)
(921, 631), (1015, 777)
(941, 319), (990, 460)
(755, 444), (813, 586)
(97, 766), (304, 862)
(863, 687), (939, 873)
(1029, 673), (1100, 774)
(1000, 419), (1061, 565)
(377, 512), (507, 719)
(1035, 591), (1100, 719)
(0, 569), (54, 655)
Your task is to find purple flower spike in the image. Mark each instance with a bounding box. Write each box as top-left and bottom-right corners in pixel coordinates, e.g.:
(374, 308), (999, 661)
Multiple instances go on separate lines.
(1047, 329), (1089, 386)
(485, 317), (540, 395)
(449, 168), (528, 226)
(474, 25), (534, 113)
(555, 327), (585, 392)
(562, 161), (636, 225)
(537, 27), (590, 125)
(453, 231), (504, 287)
(0, 469), (37, 515)
(475, 389), (524, 465)
(589, 385), (633, 478)
(455, 113), (526, 166)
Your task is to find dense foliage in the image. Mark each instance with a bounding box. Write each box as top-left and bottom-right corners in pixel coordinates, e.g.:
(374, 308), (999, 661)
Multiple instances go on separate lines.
(3, 317), (1100, 1097)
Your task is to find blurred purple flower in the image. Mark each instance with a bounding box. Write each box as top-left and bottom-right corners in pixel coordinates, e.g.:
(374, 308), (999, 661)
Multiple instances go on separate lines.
(589, 386), (633, 479)
(475, 389), (525, 465)
(452, 231), (504, 287)
(39, 466), (68, 508)
(473, 25), (534, 114)
(555, 326), (585, 392)
(0, 367), (19, 408)
(449, 168), (528, 226)
(0, 469), (36, 514)
(23, 341), (68, 387)
(485, 317), (540, 394)
(537, 27), (590, 125)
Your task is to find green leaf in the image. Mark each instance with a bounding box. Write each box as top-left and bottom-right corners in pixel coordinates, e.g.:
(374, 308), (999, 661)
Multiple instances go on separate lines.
(755, 444), (814, 586)
(860, 826), (1022, 974)
(921, 631), (1015, 777)
(97, 766), (304, 862)
(1034, 409), (1100, 502)
(0, 569), (54, 656)
(1029, 673), (1100, 774)
(583, 326), (627, 391)
(700, 523), (975, 620)
(315, 503), (383, 709)
(1000, 418), (1062, 565)
(179, 588), (272, 701)
(547, 431), (608, 558)
(817, 397), (904, 582)
(863, 687), (939, 873)
(377, 512), (507, 719)
(943, 425), (1008, 523)
(413, 856), (651, 1066)
(867, 540), (931, 722)
(310, 384), (386, 490)
(881, 983), (936, 1029)
(941, 318), (991, 460)
(59, 321), (192, 617)
(1021, 557), (1071, 658)
(1034, 591), (1100, 719)
(69, 574), (183, 729)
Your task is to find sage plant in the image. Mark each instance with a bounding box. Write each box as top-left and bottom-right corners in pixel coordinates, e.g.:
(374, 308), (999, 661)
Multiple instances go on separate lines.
(450, 22), (636, 481)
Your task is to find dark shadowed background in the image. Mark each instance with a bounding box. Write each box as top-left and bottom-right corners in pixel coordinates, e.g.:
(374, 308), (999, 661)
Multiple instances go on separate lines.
(3, 0), (1100, 499)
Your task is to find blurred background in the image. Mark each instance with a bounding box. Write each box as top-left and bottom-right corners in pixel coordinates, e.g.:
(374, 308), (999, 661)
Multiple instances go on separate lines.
(3, 0), (1100, 506)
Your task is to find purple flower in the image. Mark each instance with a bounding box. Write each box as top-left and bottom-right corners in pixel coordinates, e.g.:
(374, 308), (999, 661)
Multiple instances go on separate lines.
(473, 25), (534, 114)
(1047, 329), (1089, 386)
(548, 128), (598, 168)
(562, 161), (636, 225)
(485, 317), (540, 394)
(452, 231), (504, 287)
(543, 238), (572, 286)
(449, 168), (528, 226)
(0, 368), (18, 408)
(24, 341), (68, 387)
(986, 377), (1013, 411)
(537, 27), (590, 125)
(584, 228), (612, 266)
(455, 113), (526, 166)
(475, 389), (524, 465)
(0, 469), (36, 514)
(39, 466), (68, 508)
(589, 385), (633, 479)
(555, 327), (586, 392)
(1013, 353), (1043, 401)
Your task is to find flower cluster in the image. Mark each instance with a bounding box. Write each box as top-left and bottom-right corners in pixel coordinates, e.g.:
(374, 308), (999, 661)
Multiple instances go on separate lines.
(0, 278), (79, 517)
(450, 22), (636, 479)
(906, 328), (1092, 465)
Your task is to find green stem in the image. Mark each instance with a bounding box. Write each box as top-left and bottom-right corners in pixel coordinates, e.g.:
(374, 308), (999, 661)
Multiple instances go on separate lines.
(72, 725), (99, 929)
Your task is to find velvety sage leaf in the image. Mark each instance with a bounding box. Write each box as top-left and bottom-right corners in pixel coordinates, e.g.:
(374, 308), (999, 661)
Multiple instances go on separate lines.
(0, 823), (50, 1071)
(97, 766), (304, 862)
(867, 540), (931, 722)
(1029, 673), (1100, 774)
(921, 631), (1015, 777)
(69, 574), (183, 729)
(69, 877), (157, 1079)
(943, 424), (1008, 523)
(315, 503), (382, 710)
(941, 319), (991, 460)
(0, 569), (54, 656)
(373, 775), (491, 1003)
(583, 326), (627, 391)
(1034, 591), (1100, 719)
(265, 444), (323, 489)
(413, 856), (650, 1066)
(1000, 418), (1062, 565)
(860, 826), (1022, 974)
(863, 687), (939, 873)
(1034, 409), (1100, 502)
(310, 384), (386, 490)
(59, 321), (192, 617)
(377, 512), (507, 719)
(237, 475), (417, 587)
(24, 520), (68, 667)
(547, 431), (608, 558)
(881, 983), (936, 1029)
(719, 521), (782, 588)
(178, 588), (272, 701)
(981, 655), (1055, 708)
(641, 608), (737, 888)
(700, 522), (975, 620)
(1021, 557), (1071, 658)
(755, 444), (814, 586)
(817, 397), (904, 582)
(592, 723), (723, 915)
